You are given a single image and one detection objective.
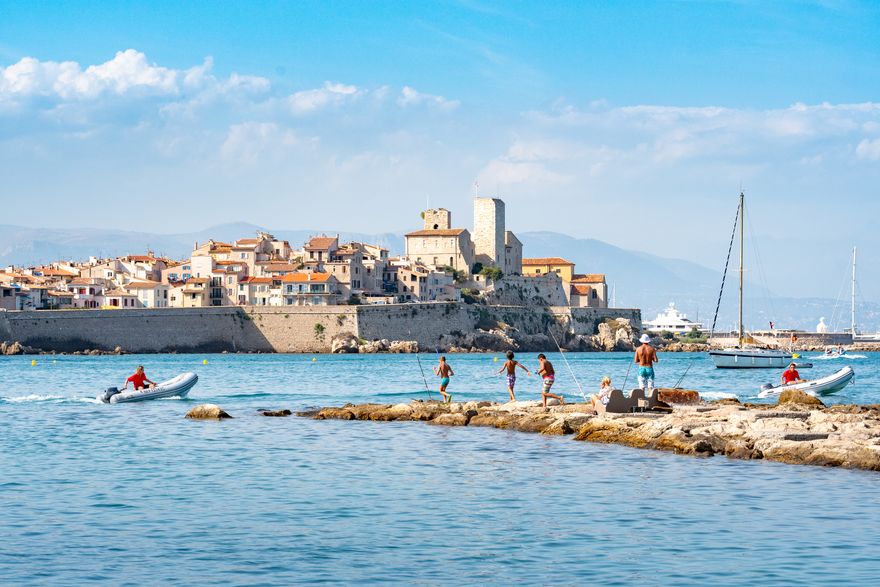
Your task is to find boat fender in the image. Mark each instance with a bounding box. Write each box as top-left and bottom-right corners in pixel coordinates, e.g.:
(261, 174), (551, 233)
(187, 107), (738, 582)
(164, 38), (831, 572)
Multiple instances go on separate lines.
(100, 387), (121, 404)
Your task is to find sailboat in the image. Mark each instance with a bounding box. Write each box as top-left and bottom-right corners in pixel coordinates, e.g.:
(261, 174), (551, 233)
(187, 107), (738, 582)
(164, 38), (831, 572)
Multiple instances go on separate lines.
(708, 192), (792, 368)
(850, 247), (880, 342)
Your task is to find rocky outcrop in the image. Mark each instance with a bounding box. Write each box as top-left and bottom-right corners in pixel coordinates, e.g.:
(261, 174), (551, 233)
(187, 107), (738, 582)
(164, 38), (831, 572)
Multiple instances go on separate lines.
(778, 389), (825, 408)
(303, 399), (880, 472)
(186, 404), (232, 419)
(330, 332), (359, 354)
(260, 409), (292, 417)
(593, 320), (635, 351)
(1, 341), (40, 355)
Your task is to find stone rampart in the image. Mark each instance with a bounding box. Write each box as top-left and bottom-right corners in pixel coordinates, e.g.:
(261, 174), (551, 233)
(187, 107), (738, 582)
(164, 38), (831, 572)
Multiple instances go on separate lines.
(0, 304), (641, 353)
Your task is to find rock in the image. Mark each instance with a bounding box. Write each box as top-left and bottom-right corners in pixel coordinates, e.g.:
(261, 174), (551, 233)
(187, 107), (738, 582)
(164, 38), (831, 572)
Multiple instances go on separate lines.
(389, 340), (419, 353)
(89, 349), (101, 356)
(430, 413), (469, 426)
(348, 403), (391, 420)
(314, 407), (355, 420)
(186, 404), (232, 419)
(657, 389), (701, 405)
(778, 389), (825, 407)
(260, 409), (292, 417)
(3, 341), (23, 355)
(114, 346), (123, 354)
(369, 403), (414, 421)
(330, 332), (359, 354)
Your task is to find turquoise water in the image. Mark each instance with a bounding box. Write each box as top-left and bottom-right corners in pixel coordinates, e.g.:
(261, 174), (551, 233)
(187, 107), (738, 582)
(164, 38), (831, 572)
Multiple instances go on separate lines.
(2, 352), (879, 585)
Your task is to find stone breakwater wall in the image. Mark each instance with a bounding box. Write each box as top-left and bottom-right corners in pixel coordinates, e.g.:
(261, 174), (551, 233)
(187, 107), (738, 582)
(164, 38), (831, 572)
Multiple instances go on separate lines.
(303, 395), (880, 472)
(0, 304), (640, 354)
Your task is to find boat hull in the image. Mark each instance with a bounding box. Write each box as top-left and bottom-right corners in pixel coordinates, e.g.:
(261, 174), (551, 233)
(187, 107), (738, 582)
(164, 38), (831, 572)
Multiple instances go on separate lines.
(100, 372), (198, 404)
(758, 366), (854, 398)
(709, 349), (793, 369)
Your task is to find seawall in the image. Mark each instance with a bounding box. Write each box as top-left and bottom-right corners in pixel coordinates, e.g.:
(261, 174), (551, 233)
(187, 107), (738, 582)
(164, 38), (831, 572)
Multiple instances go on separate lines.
(0, 303), (641, 354)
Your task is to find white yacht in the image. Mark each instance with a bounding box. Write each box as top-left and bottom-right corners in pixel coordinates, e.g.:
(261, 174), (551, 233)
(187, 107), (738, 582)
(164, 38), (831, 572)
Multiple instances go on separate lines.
(644, 303), (703, 333)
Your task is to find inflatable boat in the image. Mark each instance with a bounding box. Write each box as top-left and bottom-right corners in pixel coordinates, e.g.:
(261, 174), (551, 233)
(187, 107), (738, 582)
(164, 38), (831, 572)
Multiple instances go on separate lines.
(99, 372), (199, 404)
(758, 366), (854, 399)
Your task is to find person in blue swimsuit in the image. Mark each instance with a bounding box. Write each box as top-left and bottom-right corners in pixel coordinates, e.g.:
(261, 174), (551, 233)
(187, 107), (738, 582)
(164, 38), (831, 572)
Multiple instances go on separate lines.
(433, 356), (454, 403)
(635, 334), (658, 391)
(497, 351), (531, 402)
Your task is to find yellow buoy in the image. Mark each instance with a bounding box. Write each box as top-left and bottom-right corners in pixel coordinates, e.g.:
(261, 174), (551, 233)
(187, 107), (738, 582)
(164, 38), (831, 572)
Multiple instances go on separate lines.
(202, 359), (208, 365)
(31, 359), (37, 366)
(792, 353), (800, 359)
(493, 357), (499, 362)
(312, 357), (317, 362)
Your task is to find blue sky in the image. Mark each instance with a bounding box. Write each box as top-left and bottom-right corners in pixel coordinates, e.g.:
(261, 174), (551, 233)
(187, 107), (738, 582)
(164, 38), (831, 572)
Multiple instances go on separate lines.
(1, 0), (879, 299)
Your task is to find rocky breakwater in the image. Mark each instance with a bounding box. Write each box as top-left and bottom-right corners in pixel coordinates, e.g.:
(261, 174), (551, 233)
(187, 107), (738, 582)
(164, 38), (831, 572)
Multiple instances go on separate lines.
(304, 390), (880, 472)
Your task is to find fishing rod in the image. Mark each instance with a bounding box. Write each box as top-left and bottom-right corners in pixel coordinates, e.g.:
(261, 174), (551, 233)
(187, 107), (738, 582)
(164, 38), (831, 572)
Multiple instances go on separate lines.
(410, 330), (432, 400)
(549, 330), (587, 402)
(621, 356), (634, 391)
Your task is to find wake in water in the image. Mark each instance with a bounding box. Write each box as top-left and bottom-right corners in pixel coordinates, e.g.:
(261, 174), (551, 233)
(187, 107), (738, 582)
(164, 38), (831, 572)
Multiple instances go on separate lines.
(809, 354), (867, 360)
(1, 394), (103, 404)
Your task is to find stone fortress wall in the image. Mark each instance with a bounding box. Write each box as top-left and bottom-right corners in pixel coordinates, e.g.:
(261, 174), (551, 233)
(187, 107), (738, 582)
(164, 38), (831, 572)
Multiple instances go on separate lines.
(0, 303), (641, 354)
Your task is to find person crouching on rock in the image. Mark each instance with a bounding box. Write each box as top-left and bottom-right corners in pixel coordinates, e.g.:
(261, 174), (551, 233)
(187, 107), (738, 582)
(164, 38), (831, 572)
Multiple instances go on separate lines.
(497, 351), (531, 402)
(123, 365), (156, 391)
(537, 354), (564, 408)
(433, 356), (454, 403)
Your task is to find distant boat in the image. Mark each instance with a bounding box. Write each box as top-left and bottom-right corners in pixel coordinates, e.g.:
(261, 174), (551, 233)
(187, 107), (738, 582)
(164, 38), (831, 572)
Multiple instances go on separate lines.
(644, 302), (704, 333)
(708, 192), (792, 369)
(758, 366), (854, 398)
(848, 246), (880, 342)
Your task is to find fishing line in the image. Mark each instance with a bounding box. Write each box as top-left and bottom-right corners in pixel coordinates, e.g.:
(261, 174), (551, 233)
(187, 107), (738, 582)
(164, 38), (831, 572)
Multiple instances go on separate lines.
(410, 330), (432, 400)
(621, 357), (634, 391)
(548, 330), (587, 402)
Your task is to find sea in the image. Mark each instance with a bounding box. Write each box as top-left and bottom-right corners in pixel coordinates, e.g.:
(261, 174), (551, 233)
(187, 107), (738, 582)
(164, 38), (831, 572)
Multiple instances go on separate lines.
(2, 351), (879, 586)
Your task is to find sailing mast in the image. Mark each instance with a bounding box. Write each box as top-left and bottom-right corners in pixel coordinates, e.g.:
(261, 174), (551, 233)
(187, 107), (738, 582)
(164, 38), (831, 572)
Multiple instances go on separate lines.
(738, 191), (744, 347)
(851, 246), (857, 336)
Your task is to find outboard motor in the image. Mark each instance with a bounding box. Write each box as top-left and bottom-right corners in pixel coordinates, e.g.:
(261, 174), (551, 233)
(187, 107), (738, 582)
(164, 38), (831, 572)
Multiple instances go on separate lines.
(99, 386), (121, 404)
(759, 383), (774, 393)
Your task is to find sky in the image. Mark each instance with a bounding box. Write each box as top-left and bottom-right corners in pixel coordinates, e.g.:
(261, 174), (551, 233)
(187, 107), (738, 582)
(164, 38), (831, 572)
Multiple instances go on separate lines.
(1, 0), (879, 300)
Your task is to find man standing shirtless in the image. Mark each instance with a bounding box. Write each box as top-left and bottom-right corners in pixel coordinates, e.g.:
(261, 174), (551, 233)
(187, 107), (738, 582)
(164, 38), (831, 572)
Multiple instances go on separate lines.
(433, 356), (454, 403)
(634, 334), (658, 391)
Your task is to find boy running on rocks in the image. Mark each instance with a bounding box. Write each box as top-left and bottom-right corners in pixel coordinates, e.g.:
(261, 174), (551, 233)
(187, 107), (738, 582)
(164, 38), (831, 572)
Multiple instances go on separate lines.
(433, 356), (454, 403)
(537, 354), (565, 408)
(497, 351), (531, 401)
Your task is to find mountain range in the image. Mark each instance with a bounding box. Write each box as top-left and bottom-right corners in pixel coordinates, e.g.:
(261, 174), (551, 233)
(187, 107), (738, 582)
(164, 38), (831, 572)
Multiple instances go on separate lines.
(1, 223), (877, 331)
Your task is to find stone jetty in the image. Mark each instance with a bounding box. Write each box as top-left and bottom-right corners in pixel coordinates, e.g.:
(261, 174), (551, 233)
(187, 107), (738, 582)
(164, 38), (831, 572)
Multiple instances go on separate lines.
(304, 391), (880, 472)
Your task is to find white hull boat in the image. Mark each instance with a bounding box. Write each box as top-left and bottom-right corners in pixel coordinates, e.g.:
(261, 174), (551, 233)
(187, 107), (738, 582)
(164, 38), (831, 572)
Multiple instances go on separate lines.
(758, 366), (854, 398)
(99, 372), (198, 404)
(709, 348), (793, 369)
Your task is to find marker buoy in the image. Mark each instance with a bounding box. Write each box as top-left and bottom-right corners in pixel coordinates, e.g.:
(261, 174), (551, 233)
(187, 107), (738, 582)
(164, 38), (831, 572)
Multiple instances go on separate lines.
(202, 359), (208, 365)
(312, 357), (317, 362)
(31, 359), (37, 366)
(493, 357), (499, 362)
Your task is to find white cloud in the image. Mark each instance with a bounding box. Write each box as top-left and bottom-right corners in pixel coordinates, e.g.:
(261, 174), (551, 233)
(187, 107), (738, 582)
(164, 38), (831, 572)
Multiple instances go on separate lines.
(398, 86), (459, 110)
(856, 138), (880, 161)
(288, 81), (361, 114)
(220, 121), (309, 163)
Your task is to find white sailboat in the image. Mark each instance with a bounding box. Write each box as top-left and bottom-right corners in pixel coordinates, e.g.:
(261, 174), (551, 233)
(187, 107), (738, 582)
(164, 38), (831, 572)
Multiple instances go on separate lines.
(708, 192), (792, 369)
(849, 246), (880, 342)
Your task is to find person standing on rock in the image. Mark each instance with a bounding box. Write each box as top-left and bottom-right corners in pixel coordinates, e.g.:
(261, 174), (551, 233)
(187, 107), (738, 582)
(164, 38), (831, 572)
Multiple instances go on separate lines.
(634, 334), (658, 391)
(497, 351), (531, 402)
(537, 354), (564, 408)
(433, 356), (454, 403)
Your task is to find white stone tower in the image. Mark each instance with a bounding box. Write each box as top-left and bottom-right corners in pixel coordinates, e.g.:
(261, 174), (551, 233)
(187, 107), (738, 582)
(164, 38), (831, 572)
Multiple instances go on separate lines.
(472, 197), (506, 269)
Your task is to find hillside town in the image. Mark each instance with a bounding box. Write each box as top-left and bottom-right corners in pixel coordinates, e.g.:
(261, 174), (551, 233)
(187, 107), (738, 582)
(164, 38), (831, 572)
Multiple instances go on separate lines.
(0, 198), (608, 312)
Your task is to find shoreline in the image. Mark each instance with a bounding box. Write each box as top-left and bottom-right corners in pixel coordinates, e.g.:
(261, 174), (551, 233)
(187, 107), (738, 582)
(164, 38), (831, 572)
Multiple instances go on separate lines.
(297, 395), (880, 472)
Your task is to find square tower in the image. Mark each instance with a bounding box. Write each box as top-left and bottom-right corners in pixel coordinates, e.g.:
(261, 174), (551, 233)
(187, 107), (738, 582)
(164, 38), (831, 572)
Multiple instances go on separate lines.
(423, 208), (452, 230)
(472, 197), (506, 269)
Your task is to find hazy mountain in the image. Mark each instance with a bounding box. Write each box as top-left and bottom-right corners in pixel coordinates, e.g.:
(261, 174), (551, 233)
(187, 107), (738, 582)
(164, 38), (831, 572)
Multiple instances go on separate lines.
(1, 224), (876, 331)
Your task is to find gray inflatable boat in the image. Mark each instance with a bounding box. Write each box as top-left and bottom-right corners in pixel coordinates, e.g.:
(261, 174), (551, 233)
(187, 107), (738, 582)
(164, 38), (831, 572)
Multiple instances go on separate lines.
(99, 372), (198, 404)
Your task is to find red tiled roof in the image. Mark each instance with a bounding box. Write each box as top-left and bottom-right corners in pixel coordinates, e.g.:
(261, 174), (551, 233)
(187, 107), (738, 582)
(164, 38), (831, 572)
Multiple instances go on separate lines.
(68, 277), (98, 285)
(240, 277), (273, 284)
(40, 268), (78, 277)
(124, 281), (165, 290)
(262, 263), (300, 272)
(185, 277), (209, 284)
(126, 255), (158, 262)
(404, 229), (466, 237)
(305, 236), (338, 250)
(281, 272), (332, 283)
(522, 257), (574, 266)
(105, 289), (137, 297)
(570, 284), (593, 296)
(571, 273), (606, 283)
(234, 238), (261, 246)
(215, 260), (245, 266)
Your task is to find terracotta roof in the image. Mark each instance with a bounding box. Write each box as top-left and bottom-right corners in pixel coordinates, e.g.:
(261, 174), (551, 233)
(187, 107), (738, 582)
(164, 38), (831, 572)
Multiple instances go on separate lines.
(572, 273), (606, 283)
(281, 272), (332, 283)
(262, 263), (300, 272)
(570, 284), (593, 296)
(235, 238), (261, 245)
(215, 260), (245, 266)
(182, 288), (206, 295)
(305, 236), (338, 250)
(522, 257), (575, 266)
(240, 277), (273, 284)
(124, 281), (165, 290)
(105, 289), (137, 297)
(48, 291), (74, 297)
(404, 229), (466, 237)
(69, 277), (98, 285)
(39, 268), (78, 277)
(126, 255), (158, 262)
(185, 277), (209, 284)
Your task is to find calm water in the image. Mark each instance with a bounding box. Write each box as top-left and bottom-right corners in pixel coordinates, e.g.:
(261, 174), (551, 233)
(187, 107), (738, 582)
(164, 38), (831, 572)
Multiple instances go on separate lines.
(2, 352), (879, 585)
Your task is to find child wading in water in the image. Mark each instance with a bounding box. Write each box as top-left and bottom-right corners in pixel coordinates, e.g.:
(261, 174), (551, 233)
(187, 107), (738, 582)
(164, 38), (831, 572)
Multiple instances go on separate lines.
(537, 354), (565, 408)
(497, 351), (531, 401)
(433, 356), (454, 403)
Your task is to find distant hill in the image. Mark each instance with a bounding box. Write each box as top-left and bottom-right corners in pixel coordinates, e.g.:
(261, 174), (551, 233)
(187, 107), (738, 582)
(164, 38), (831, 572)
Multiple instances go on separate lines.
(1, 224), (876, 331)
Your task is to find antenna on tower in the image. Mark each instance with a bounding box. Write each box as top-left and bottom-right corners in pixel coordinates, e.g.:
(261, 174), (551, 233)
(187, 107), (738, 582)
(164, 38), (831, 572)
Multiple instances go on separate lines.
(473, 180), (479, 199)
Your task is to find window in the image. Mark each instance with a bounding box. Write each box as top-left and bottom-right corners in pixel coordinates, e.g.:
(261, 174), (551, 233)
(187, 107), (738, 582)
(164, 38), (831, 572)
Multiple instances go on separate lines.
(240, 253), (248, 259)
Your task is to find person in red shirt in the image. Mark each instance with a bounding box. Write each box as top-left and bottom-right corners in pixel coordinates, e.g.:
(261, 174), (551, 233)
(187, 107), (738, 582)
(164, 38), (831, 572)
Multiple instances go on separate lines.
(123, 365), (156, 391)
(781, 363), (804, 385)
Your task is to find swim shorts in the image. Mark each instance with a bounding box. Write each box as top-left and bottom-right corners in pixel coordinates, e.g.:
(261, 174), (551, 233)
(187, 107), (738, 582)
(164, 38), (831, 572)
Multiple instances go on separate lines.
(507, 374), (516, 388)
(637, 367), (655, 390)
(440, 377), (450, 387)
(542, 376), (555, 392)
